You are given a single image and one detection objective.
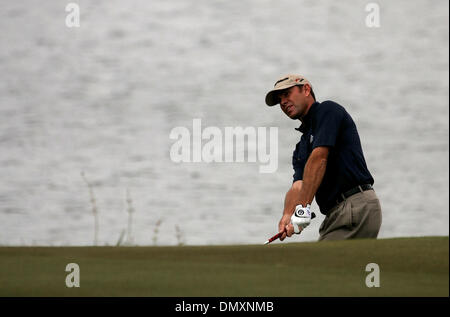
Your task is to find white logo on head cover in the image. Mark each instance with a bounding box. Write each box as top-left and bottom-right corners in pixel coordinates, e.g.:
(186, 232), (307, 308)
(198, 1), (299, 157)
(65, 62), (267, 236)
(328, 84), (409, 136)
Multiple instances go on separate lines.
(310, 135), (314, 144)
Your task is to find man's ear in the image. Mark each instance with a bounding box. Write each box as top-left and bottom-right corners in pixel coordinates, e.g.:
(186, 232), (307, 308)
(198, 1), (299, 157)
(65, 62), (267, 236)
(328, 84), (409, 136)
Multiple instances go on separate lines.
(303, 84), (311, 97)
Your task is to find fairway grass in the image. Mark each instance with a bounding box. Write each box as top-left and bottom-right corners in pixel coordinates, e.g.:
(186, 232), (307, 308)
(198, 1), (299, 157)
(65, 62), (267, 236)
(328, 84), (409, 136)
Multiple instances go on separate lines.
(0, 236), (447, 297)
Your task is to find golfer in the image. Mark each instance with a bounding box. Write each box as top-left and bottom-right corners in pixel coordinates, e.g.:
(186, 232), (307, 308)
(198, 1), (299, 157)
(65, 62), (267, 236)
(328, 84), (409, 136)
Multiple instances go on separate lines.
(265, 74), (382, 241)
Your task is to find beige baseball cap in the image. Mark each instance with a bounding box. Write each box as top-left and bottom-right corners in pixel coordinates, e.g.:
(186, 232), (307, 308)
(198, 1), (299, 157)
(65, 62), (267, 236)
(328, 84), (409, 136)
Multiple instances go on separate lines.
(265, 74), (313, 106)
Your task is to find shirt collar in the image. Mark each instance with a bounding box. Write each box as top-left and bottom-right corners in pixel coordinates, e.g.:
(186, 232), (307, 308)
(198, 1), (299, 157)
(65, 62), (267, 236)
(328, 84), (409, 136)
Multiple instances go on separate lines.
(295, 101), (319, 133)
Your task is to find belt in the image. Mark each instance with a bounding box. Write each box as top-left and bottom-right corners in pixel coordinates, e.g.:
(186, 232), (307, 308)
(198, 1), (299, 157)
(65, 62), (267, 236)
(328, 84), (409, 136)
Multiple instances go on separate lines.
(335, 184), (373, 205)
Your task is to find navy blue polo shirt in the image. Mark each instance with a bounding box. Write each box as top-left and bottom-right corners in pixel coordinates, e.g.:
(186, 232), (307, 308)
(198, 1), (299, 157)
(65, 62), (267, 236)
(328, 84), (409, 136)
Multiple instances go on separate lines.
(292, 100), (374, 214)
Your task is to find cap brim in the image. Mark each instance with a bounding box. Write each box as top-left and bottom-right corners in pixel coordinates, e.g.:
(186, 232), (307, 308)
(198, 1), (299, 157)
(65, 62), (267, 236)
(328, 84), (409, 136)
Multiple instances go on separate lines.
(265, 90), (281, 107)
(264, 84), (297, 106)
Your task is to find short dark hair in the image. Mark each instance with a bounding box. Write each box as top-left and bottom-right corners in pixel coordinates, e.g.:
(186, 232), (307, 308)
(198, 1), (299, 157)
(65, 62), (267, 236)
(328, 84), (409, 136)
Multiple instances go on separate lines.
(297, 84), (316, 101)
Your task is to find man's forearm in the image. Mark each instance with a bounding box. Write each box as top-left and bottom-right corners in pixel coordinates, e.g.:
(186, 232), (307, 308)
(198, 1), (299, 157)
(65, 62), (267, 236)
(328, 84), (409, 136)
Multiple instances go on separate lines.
(298, 150), (328, 206)
(283, 148), (328, 217)
(282, 182), (302, 216)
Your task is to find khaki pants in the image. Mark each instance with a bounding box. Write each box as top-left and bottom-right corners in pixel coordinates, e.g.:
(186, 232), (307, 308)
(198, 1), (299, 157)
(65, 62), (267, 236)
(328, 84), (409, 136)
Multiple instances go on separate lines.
(319, 189), (382, 241)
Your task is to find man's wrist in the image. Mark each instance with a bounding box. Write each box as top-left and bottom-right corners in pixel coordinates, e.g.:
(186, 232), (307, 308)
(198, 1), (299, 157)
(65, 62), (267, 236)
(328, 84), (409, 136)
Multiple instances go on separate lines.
(283, 203), (310, 217)
(292, 203), (310, 213)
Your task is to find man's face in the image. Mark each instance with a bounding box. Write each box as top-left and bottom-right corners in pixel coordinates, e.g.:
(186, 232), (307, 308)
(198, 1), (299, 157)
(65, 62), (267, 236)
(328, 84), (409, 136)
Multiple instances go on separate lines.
(278, 85), (310, 120)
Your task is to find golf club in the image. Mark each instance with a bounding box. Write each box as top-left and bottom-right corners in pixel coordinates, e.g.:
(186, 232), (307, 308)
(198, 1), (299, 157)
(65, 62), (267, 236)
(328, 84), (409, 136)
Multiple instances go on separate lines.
(264, 212), (316, 245)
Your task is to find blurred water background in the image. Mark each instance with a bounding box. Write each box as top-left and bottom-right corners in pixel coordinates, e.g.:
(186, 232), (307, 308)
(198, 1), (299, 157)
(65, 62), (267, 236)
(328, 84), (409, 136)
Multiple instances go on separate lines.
(0, 0), (448, 246)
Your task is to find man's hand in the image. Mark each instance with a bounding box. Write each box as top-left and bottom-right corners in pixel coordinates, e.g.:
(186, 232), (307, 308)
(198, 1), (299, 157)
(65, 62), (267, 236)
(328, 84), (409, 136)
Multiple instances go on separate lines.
(278, 204), (315, 241)
(278, 214), (297, 241)
(291, 204), (312, 233)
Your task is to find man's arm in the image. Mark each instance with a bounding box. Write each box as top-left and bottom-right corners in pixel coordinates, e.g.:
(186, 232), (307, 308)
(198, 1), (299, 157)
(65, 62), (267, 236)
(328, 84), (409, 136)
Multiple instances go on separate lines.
(297, 146), (329, 207)
(278, 146), (329, 240)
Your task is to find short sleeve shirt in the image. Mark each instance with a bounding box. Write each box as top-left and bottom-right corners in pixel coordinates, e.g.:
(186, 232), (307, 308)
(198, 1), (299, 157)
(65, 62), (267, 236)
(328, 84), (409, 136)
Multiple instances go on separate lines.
(292, 100), (374, 214)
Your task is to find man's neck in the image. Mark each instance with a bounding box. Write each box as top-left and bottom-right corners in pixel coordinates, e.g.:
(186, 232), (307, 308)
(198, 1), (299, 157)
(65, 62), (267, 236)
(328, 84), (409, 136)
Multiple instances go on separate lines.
(299, 101), (315, 123)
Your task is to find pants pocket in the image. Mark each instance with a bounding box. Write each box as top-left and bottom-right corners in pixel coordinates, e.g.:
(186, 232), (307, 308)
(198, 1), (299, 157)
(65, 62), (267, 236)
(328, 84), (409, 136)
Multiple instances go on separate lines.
(321, 202), (350, 235)
(350, 197), (381, 231)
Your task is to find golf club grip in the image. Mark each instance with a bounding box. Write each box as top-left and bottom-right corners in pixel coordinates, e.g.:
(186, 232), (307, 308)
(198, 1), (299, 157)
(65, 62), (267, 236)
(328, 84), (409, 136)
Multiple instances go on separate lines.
(267, 232), (283, 243)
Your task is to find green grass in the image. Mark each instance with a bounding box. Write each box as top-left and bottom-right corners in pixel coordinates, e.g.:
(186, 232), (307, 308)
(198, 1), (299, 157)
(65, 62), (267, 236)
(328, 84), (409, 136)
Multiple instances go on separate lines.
(0, 236), (447, 296)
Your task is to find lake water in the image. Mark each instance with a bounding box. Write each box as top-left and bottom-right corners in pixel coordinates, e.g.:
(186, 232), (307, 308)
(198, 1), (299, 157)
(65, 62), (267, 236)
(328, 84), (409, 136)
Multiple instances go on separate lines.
(0, 0), (448, 246)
